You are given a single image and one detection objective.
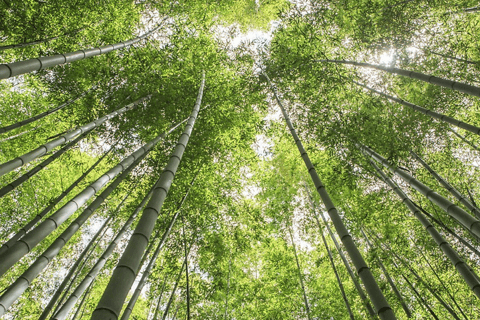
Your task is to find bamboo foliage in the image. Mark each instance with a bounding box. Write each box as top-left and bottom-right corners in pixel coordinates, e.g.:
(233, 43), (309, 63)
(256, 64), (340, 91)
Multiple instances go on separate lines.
(264, 72), (397, 320)
(91, 71), (205, 320)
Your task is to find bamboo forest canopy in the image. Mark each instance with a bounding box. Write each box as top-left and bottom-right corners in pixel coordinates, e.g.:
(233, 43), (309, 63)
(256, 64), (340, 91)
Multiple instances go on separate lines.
(0, 0), (480, 319)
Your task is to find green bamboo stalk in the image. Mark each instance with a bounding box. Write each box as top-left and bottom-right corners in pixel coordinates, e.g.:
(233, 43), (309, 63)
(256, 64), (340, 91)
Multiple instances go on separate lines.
(360, 144), (480, 239)
(0, 96), (149, 177)
(319, 59), (480, 97)
(370, 160), (480, 300)
(0, 145), (111, 255)
(91, 71), (205, 320)
(264, 72), (396, 320)
(354, 82), (480, 136)
(0, 25), (162, 80)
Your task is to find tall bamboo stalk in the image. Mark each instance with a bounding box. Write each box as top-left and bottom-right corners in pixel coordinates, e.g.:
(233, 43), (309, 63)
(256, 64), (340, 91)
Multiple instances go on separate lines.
(0, 146), (111, 255)
(360, 144), (480, 239)
(360, 229), (412, 318)
(370, 160), (480, 299)
(152, 276), (169, 320)
(0, 149), (148, 315)
(0, 130), (90, 199)
(288, 228), (312, 320)
(0, 117), (175, 278)
(264, 72), (396, 320)
(0, 96), (149, 177)
(162, 259), (188, 320)
(318, 59), (480, 97)
(0, 25), (162, 80)
(354, 82), (480, 136)
(91, 71), (205, 320)
(411, 151), (480, 219)
(52, 183), (155, 320)
(119, 172), (198, 320)
(0, 88), (93, 135)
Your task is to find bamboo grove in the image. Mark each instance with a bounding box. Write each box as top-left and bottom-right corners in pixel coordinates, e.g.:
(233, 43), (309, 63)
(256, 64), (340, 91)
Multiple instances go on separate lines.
(0, 0), (480, 319)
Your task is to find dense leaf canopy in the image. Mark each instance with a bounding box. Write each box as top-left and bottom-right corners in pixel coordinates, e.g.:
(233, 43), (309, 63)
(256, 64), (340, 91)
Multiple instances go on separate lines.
(0, 0), (480, 319)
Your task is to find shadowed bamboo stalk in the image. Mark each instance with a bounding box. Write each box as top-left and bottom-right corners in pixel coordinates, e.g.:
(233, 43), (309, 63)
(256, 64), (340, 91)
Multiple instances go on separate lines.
(304, 185), (375, 318)
(318, 59), (480, 97)
(91, 71), (205, 320)
(71, 280), (95, 320)
(119, 171), (198, 320)
(288, 228), (312, 320)
(152, 276), (169, 320)
(0, 145), (111, 255)
(39, 212), (112, 320)
(370, 160), (480, 300)
(161, 254), (189, 320)
(0, 130), (90, 199)
(448, 129), (480, 151)
(411, 151), (480, 219)
(354, 81), (480, 136)
(0, 116), (180, 278)
(51, 183), (156, 320)
(0, 25), (162, 80)
(0, 148), (149, 315)
(0, 125), (42, 143)
(360, 229), (412, 318)
(264, 72), (396, 320)
(0, 88), (93, 135)
(0, 96), (149, 177)
(360, 144), (480, 239)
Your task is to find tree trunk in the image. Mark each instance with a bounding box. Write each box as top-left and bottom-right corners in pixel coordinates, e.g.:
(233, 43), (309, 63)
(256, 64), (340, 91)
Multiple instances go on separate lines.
(411, 151), (480, 219)
(162, 259), (188, 320)
(412, 201), (480, 258)
(119, 172), (198, 320)
(0, 96), (149, 177)
(361, 144), (480, 240)
(0, 147), (149, 315)
(183, 219), (191, 320)
(0, 130), (90, 198)
(264, 72), (396, 320)
(370, 160), (480, 300)
(319, 59), (480, 97)
(415, 47), (478, 65)
(0, 145), (111, 255)
(152, 276), (169, 320)
(52, 183), (156, 320)
(0, 125), (42, 143)
(0, 88), (93, 135)
(448, 129), (480, 152)
(361, 229), (412, 318)
(0, 116), (172, 279)
(288, 228), (312, 320)
(354, 81), (480, 136)
(71, 279), (95, 320)
(305, 185), (376, 318)
(400, 273), (439, 319)
(91, 71), (205, 320)
(0, 25), (162, 80)
(38, 212), (112, 320)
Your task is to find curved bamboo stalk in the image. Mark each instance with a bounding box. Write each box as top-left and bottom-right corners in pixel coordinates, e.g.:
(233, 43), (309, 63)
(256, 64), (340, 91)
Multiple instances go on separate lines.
(0, 88), (93, 135)
(370, 160), (480, 300)
(119, 172), (198, 320)
(0, 118), (173, 278)
(318, 59), (480, 97)
(51, 183), (155, 320)
(91, 71), (205, 320)
(0, 130), (89, 199)
(354, 82), (480, 136)
(38, 212), (112, 320)
(361, 229), (412, 318)
(264, 72), (396, 320)
(0, 25), (162, 80)
(0, 145), (111, 255)
(305, 185), (376, 318)
(0, 96), (149, 177)
(0, 150), (148, 315)
(411, 151), (480, 219)
(360, 144), (480, 239)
